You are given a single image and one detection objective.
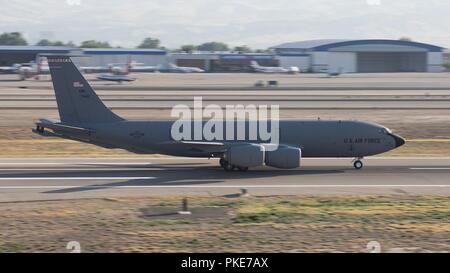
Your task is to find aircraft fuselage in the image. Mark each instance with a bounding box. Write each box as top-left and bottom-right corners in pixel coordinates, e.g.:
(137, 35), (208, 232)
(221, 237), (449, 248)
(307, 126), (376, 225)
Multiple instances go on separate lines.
(60, 119), (404, 158)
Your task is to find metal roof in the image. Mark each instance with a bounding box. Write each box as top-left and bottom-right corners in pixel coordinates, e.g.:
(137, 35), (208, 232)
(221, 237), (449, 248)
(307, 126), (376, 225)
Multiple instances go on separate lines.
(273, 39), (349, 50)
(273, 39), (444, 52)
(82, 48), (167, 55)
(219, 54), (275, 60)
(0, 46), (73, 54)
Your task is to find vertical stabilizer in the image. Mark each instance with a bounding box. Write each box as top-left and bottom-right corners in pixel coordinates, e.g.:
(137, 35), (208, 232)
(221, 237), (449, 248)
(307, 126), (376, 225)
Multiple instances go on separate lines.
(47, 56), (123, 124)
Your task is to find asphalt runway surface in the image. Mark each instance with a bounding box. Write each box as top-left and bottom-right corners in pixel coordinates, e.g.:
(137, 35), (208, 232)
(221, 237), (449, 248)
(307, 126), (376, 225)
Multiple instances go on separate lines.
(1, 72), (450, 109)
(2, 99), (450, 109)
(0, 157), (450, 202)
(2, 72), (450, 90)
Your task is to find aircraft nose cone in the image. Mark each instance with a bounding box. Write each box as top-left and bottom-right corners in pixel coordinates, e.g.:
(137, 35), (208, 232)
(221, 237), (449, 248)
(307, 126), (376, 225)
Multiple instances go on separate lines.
(391, 134), (406, 148)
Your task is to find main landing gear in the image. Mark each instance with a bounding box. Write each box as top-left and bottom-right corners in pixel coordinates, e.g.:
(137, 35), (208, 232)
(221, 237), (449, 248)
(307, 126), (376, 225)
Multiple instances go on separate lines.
(219, 158), (249, 172)
(353, 158), (364, 170)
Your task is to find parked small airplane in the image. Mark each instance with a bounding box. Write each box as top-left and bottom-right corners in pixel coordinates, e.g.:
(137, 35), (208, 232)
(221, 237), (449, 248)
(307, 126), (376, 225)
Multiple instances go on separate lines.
(81, 60), (158, 74)
(250, 61), (299, 74)
(158, 63), (205, 73)
(96, 63), (136, 83)
(80, 65), (111, 74)
(0, 63), (21, 74)
(128, 61), (159, 73)
(34, 55), (405, 172)
(17, 59), (50, 80)
(327, 67), (344, 77)
(96, 74), (136, 83)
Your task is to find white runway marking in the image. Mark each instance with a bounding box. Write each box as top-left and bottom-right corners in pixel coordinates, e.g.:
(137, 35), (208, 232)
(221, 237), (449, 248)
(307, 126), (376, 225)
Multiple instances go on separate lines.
(0, 168), (192, 171)
(0, 163), (154, 166)
(0, 158), (212, 165)
(0, 185), (448, 190)
(409, 167), (450, 170)
(0, 177), (155, 180)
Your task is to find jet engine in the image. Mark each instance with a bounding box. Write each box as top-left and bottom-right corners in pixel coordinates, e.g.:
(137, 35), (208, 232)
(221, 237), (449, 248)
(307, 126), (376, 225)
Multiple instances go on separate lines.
(225, 144), (265, 168)
(265, 146), (302, 169)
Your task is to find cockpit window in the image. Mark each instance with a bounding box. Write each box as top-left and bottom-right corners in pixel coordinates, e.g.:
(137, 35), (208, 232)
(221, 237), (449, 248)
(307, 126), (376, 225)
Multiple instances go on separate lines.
(380, 128), (392, 134)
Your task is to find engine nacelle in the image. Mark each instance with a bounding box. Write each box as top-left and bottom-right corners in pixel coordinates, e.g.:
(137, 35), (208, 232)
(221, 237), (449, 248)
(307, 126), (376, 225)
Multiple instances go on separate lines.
(265, 146), (301, 169)
(226, 144), (265, 168)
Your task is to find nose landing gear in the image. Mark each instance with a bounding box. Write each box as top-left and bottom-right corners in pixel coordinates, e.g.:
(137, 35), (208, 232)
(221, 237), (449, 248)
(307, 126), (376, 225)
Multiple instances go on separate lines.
(35, 125), (45, 134)
(353, 158), (364, 170)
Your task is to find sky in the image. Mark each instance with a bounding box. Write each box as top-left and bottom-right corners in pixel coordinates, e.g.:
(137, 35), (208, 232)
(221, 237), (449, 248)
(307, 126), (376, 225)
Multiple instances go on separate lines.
(0, 0), (449, 49)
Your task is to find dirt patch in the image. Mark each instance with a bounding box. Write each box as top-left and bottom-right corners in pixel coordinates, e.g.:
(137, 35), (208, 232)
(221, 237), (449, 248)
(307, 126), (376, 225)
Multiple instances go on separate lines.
(140, 206), (231, 220)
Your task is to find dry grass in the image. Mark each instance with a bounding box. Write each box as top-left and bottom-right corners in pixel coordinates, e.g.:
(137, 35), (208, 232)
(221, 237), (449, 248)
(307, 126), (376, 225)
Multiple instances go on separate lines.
(0, 137), (449, 157)
(0, 195), (448, 253)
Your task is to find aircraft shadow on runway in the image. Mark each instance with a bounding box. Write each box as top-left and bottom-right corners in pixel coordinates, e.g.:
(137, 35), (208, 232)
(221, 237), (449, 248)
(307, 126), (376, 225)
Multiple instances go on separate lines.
(3, 163), (343, 194)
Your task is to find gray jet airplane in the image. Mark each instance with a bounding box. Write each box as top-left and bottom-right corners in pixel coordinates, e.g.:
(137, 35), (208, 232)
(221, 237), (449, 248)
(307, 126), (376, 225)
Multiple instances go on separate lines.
(33, 56), (405, 171)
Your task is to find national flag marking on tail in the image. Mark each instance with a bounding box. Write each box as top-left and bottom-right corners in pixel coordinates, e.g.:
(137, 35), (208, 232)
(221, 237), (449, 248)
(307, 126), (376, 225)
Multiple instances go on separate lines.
(73, 82), (84, 88)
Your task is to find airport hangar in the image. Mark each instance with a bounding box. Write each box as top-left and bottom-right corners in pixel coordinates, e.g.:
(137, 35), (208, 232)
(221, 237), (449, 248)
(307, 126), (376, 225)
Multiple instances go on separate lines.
(75, 48), (167, 68)
(170, 52), (278, 72)
(272, 39), (445, 73)
(0, 39), (445, 73)
(0, 46), (73, 66)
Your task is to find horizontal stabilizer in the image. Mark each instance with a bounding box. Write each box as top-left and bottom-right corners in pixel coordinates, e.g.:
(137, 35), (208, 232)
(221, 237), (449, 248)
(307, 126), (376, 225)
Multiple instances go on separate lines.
(35, 119), (94, 136)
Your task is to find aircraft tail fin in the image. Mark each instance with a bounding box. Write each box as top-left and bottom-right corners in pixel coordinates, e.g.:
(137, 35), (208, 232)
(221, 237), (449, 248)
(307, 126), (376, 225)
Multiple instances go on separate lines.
(47, 56), (124, 124)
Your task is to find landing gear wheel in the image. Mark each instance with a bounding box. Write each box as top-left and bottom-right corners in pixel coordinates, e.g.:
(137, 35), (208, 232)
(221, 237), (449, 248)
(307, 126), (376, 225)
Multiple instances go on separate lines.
(353, 160), (363, 170)
(224, 163), (234, 172)
(219, 158), (226, 168)
(237, 166), (249, 172)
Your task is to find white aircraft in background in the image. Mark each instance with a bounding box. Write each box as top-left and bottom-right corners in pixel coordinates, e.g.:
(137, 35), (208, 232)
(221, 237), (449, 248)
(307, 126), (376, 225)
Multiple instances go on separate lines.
(250, 61), (299, 74)
(96, 62), (136, 83)
(158, 63), (205, 73)
(81, 60), (158, 74)
(17, 59), (50, 80)
(128, 61), (159, 73)
(0, 64), (21, 74)
(80, 65), (111, 74)
(327, 67), (344, 77)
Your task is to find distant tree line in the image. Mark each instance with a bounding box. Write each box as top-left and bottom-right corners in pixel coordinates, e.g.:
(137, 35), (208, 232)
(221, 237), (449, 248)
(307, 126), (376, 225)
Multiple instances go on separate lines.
(0, 32), (28, 45)
(0, 31), (268, 52)
(444, 61), (450, 70)
(177, 43), (267, 53)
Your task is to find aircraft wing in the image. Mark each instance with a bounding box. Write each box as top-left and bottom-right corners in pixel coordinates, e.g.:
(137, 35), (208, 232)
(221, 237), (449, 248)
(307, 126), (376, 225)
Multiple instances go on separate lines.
(80, 66), (110, 73)
(0, 66), (18, 74)
(179, 141), (226, 153)
(177, 141), (281, 155)
(130, 66), (158, 72)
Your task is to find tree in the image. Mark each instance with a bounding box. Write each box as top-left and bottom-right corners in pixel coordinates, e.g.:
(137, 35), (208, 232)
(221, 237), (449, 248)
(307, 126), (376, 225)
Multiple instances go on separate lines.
(137, 37), (160, 49)
(66, 41), (77, 47)
(180, 45), (197, 53)
(35, 39), (65, 46)
(197, 42), (229, 52)
(80, 40), (111, 48)
(444, 61), (450, 70)
(233, 45), (252, 53)
(0, 32), (28, 45)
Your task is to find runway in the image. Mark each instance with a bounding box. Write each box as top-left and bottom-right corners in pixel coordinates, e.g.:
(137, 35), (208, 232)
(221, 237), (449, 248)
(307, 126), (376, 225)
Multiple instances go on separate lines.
(2, 72), (450, 90)
(0, 157), (450, 202)
(1, 88), (450, 110)
(2, 99), (450, 109)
